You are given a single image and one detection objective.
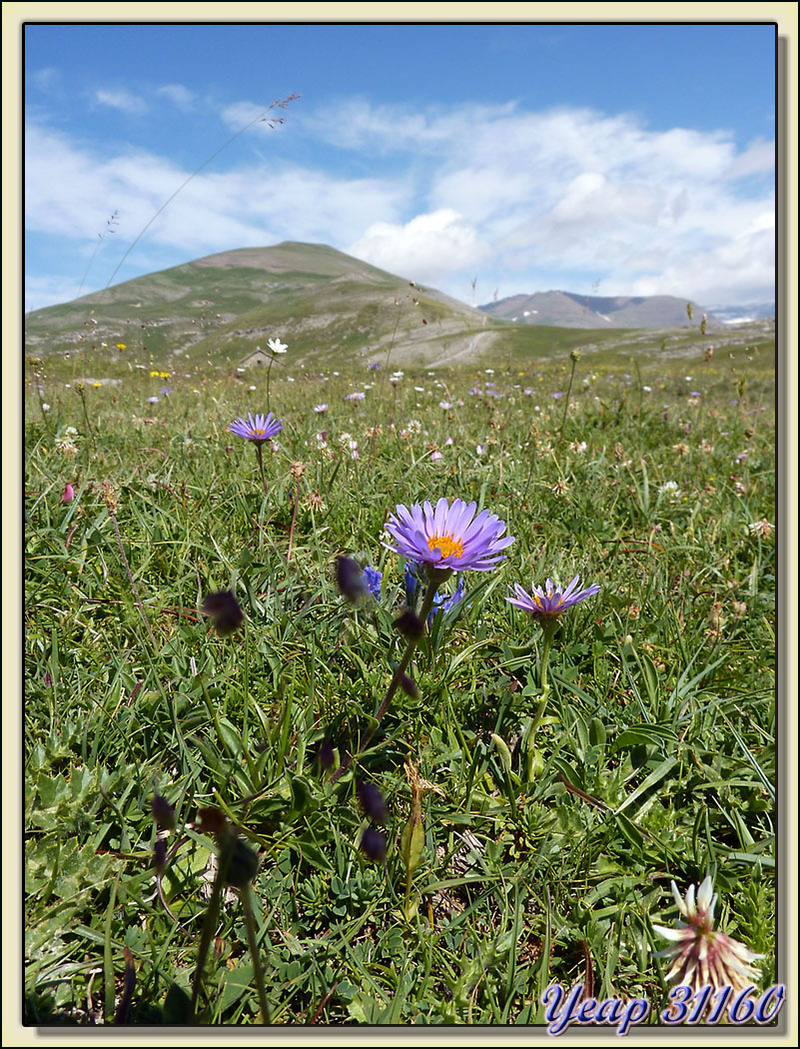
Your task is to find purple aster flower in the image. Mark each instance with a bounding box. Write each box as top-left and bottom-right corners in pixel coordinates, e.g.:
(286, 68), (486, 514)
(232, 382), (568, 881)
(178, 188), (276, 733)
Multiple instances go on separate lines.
(507, 574), (600, 622)
(384, 498), (514, 574)
(227, 411), (282, 443)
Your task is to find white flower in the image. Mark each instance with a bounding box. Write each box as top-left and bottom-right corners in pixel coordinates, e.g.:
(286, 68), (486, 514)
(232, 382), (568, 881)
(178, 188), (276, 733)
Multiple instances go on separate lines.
(268, 338), (288, 355)
(653, 876), (764, 997)
(659, 481), (680, 496)
(748, 519), (773, 539)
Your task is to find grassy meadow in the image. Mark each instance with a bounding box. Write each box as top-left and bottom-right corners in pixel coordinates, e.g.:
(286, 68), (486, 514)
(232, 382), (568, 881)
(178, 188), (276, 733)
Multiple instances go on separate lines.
(24, 325), (777, 1026)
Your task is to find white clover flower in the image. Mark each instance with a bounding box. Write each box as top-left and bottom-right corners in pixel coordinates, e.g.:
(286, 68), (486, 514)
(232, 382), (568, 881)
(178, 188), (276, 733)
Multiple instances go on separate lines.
(653, 876), (764, 997)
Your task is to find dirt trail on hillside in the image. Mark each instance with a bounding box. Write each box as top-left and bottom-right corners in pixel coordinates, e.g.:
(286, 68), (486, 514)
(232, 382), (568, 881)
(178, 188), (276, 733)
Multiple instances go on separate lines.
(427, 331), (500, 367)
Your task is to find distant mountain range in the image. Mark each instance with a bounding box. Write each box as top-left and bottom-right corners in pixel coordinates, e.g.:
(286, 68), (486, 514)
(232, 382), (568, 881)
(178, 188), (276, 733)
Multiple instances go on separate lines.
(25, 243), (773, 371)
(479, 291), (774, 330)
(704, 302), (776, 325)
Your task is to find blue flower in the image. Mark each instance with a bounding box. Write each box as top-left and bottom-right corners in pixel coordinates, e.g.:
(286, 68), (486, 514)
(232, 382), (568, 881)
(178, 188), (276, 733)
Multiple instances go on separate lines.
(404, 561), (466, 625)
(361, 565), (382, 601)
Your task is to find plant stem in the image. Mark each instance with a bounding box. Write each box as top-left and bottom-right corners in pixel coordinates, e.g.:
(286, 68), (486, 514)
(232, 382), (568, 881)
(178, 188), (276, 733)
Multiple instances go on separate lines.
(265, 356), (274, 414)
(254, 443), (269, 494)
(558, 355), (579, 441)
(190, 841), (232, 1021)
(525, 622), (557, 778)
(241, 885), (271, 1024)
(330, 577), (440, 783)
(287, 476), (300, 561)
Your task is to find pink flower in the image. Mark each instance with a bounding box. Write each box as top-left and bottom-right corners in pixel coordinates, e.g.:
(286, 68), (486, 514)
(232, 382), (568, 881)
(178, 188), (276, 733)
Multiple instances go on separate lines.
(653, 876), (764, 996)
(60, 483), (75, 504)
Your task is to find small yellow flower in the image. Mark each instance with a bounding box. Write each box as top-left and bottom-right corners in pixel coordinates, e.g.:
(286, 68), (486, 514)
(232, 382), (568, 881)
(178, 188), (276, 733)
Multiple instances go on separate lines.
(117, 343), (127, 350)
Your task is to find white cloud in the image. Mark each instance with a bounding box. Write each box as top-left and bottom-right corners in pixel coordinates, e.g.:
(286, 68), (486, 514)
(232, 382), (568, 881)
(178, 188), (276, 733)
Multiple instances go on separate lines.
(93, 88), (148, 115)
(31, 68), (59, 92)
(24, 95), (775, 310)
(724, 137), (775, 179)
(157, 84), (197, 110)
(349, 209), (484, 283)
(24, 120), (408, 306)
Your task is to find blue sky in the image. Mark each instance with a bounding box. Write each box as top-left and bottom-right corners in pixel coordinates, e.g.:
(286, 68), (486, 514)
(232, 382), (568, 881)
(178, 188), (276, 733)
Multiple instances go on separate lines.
(24, 20), (776, 312)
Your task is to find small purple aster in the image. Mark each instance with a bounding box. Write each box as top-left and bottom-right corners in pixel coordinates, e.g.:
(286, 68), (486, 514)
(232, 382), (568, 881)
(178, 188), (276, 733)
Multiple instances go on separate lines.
(507, 574), (600, 622)
(384, 498), (513, 574)
(227, 411), (282, 443)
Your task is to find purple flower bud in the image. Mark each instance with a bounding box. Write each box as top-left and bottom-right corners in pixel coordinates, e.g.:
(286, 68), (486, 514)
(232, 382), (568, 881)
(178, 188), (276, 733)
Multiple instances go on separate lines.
(357, 781), (388, 824)
(360, 826), (387, 862)
(151, 793), (176, 831)
(200, 591), (244, 637)
(153, 837), (168, 873)
(393, 608), (424, 641)
(335, 555), (367, 603)
(318, 737), (336, 772)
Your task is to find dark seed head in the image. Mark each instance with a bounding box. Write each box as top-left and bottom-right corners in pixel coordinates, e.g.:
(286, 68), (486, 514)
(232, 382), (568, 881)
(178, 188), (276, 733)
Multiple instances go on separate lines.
(335, 555), (367, 603)
(152, 837), (168, 873)
(318, 737), (336, 772)
(225, 837), (260, 888)
(196, 806), (227, 836)
(151, 792), (176, 831)
(357, 781), (388, 824)
(200, 590), (244, 636)
(361, 826), (387, 862)
(393, 608), (424, 641)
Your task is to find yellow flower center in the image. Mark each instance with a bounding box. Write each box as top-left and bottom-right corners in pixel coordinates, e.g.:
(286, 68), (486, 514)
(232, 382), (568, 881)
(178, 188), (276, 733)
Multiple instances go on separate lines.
(427, 533), (464, 560)
(253, 428), (266, 437)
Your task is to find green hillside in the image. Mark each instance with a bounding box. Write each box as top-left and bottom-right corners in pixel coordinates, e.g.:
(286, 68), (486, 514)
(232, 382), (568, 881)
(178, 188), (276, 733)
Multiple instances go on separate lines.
(25, 242), (773, 377)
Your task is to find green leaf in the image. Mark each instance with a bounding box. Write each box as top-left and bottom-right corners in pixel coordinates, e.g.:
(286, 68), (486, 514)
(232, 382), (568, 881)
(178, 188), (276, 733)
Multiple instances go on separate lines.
(163, 982), (192, 1024)
(400, 815), (425, 876)
(615, 756), (678, 815)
